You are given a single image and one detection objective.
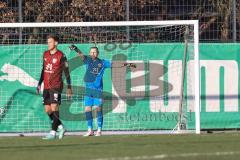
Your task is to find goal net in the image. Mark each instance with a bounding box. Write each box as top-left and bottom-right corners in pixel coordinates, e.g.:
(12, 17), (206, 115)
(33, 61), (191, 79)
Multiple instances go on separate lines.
(0, 21), (200, 135)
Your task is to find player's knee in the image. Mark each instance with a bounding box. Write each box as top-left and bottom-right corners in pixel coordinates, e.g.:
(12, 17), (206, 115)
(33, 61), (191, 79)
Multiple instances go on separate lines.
(51, 103), (59, 111)
(95, 106), (102, 112)
(45, 105), (52, 113)
(85, 107), (92, 112)
(45, 109), (52, 114)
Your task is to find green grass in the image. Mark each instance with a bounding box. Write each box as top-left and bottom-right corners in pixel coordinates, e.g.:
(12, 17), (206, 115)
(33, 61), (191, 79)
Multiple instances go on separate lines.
(0, 133), (240, 160)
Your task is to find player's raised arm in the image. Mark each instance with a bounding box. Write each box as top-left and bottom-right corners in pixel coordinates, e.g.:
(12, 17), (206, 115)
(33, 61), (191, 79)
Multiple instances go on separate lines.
(69, 44), (85, 61)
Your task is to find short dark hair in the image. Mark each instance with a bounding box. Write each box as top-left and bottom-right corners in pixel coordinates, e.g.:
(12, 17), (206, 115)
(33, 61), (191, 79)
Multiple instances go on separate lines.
(90, 47), (99, 53)
(47, 34), (59, 42)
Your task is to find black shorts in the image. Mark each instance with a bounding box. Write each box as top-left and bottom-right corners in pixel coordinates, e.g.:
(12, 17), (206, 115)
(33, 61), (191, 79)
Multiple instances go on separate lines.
(42, 89), (62, 105)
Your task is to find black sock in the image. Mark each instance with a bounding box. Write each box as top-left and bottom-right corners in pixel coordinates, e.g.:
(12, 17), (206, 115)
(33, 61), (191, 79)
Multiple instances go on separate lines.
(56, 111), (62, 126)
(52, 111), (62, 131)
(48, 113), (53, 123)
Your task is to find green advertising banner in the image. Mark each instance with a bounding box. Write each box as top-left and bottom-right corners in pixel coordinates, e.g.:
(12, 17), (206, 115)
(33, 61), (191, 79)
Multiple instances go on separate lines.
(0, 43), (240, 132)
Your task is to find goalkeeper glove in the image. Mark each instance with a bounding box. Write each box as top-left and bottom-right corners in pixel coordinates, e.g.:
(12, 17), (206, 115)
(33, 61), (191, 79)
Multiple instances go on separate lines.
(69, 44), (80, 53)
(123, 63), (136, 68)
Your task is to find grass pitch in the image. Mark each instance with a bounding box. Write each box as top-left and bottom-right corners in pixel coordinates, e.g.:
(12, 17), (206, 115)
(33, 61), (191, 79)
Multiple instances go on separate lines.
(0, 133), (239, 160)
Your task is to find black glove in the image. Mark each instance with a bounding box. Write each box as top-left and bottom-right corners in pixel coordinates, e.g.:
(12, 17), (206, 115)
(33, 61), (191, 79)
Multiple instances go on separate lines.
(123, 63), (136, 68)
(128, 63), (137, 68)
(69, 44), (80, 53)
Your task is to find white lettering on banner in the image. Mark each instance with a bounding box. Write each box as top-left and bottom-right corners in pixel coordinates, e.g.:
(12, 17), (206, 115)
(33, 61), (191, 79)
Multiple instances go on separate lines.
(200, 60), (238, 112)
(0, 63), (39, 87)
(112, 60), (238, 113)
(149, 60), (182, 112)
(0, 60), (238, 113)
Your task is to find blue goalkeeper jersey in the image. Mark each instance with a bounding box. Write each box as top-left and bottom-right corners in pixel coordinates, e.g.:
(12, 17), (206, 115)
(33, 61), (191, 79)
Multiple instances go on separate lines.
(83, 55), (111, 90)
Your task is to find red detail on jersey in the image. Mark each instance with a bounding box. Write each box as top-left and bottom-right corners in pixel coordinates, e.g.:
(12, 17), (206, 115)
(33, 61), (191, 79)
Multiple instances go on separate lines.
(43, 50), (64, 90)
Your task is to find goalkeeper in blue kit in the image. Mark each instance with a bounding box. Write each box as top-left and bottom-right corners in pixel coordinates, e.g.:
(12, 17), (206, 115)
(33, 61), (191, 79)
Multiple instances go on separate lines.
(70, 44), (136, 136)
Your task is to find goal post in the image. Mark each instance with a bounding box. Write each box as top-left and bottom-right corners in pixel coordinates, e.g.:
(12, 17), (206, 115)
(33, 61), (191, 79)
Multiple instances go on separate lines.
(0, 20), (200, 135)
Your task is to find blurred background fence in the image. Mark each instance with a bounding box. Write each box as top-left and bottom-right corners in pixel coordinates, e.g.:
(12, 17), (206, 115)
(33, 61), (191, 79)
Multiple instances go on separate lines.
(0, 0), (239, 42)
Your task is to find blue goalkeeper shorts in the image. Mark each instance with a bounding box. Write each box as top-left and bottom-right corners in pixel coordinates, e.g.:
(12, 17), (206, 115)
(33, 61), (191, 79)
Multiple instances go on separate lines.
(84, 85), (103, 107)
(84, 95), (103, 107)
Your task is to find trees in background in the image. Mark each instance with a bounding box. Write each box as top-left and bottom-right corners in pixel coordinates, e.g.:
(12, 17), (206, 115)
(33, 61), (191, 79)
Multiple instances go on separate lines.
(0, 0), (239, 42)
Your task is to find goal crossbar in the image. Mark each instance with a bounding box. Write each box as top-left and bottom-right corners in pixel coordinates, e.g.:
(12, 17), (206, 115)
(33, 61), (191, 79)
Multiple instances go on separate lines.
(0, 20), (198, 28)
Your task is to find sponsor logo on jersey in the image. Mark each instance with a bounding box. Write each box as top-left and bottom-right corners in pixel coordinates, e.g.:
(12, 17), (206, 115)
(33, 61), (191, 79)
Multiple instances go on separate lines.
(46, 63), (52, 71)
(52, 58), (57, 64)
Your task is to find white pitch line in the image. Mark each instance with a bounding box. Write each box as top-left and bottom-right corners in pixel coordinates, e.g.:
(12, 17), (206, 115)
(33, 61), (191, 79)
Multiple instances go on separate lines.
(94, 151), (240, 160)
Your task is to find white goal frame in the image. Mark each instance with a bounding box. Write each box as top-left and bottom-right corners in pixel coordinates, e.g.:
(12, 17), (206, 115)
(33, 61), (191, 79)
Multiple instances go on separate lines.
(0, 20), (200, 134)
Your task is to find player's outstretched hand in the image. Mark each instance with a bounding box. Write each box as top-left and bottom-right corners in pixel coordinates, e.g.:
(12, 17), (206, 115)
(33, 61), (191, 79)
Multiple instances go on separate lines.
(123, 63), (137, 69)
(36, 85), (41, 95)
(66, 88), (73, 101)
(69, 44), (79, 53)
(128, 63), (137, 68)
(69, 44), (76, 50)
